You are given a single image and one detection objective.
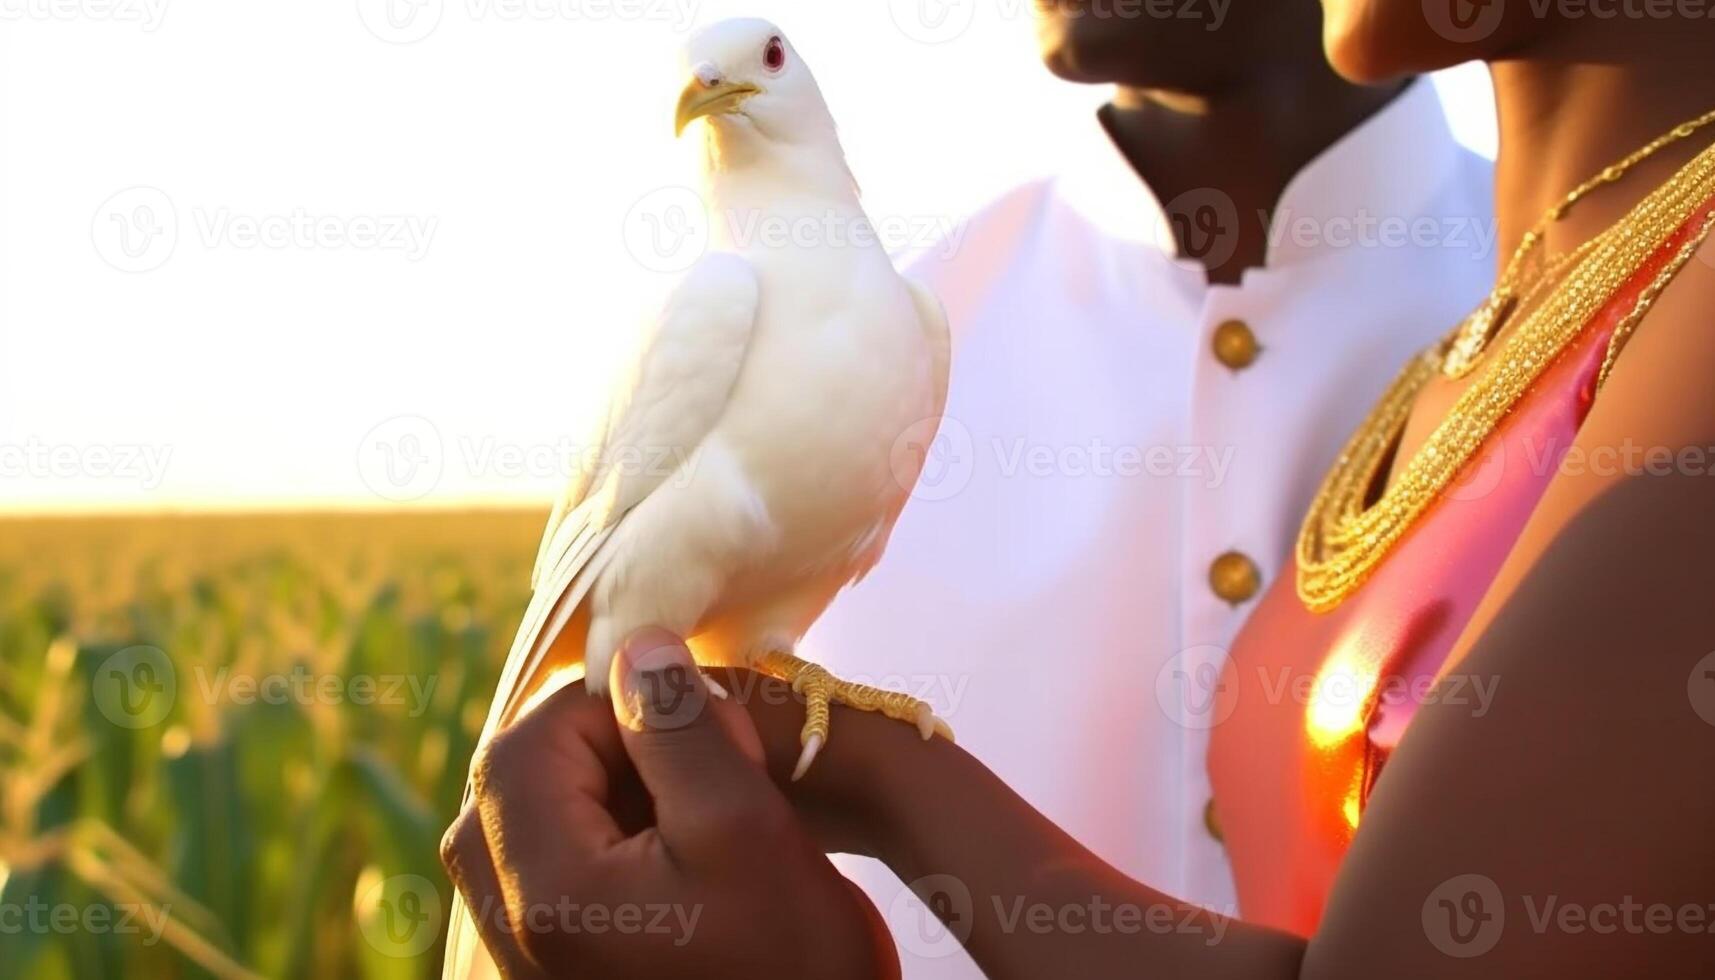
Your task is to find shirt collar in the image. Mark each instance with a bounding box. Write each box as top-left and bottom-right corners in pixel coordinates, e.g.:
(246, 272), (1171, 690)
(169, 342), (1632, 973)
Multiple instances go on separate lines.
(1052, 78), (1465, 271)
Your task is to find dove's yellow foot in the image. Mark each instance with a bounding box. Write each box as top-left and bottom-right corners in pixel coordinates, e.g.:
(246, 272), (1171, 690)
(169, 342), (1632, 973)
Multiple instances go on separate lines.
(755, 651), (954, 781)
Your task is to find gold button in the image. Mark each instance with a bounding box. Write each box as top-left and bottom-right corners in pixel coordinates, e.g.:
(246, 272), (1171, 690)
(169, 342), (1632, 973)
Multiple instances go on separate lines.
(1212, 319), (1260, 370)
(1209, 551), (1262, 605)
(1204, 797), (1224, 843)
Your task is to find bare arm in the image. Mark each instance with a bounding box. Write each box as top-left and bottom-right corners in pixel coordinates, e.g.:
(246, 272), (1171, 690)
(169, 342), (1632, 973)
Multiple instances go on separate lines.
(449, 262), (1715, 979)
(792, 265), (1715, 979)
(834, 462), (1715, 980)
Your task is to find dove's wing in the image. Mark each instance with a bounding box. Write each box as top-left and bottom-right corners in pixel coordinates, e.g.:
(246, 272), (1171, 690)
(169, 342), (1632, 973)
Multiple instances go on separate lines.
(528, 397), (611, 590)
(840, 275), (950, 590)
(481, 251), (760, 743)
(442, 254), (758, 980)
(907, 276), (950, 433)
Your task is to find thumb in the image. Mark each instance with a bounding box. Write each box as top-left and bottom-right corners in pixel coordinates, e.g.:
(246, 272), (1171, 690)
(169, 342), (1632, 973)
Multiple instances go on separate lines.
(609, 628), (785, 857)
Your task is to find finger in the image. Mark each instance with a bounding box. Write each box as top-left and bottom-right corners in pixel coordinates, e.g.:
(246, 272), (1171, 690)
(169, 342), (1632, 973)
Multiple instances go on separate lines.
(608, 628), (793, 862)
(439, 807), (547, 979)
(471, 676), (632, 919)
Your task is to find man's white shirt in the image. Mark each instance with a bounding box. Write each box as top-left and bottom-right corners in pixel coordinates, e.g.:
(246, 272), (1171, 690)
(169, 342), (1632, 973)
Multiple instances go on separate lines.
(804, 79), (1494, 977)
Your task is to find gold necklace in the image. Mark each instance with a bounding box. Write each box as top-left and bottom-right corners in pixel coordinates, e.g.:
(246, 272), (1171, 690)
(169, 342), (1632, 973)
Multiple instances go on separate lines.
(1441, 108), (1715, 380)
(1296, 113), (1715, 613)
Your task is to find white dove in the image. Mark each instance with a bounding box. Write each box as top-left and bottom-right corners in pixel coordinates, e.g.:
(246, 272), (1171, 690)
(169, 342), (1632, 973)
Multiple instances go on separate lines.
(443, 19), (952, 975)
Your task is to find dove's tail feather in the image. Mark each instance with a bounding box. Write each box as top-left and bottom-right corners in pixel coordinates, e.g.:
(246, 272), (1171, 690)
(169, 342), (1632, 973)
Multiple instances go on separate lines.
(443, 502), (617, 980)
(475, 509), (615, 748)
(440, 904), (499, 980)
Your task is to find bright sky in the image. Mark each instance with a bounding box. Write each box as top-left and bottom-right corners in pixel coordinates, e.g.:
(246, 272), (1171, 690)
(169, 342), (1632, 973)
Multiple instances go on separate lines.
(0, 1), (1497, 513)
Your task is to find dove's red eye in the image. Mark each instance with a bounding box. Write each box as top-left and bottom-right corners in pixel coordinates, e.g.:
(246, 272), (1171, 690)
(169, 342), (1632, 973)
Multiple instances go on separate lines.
(763, 36), (786, 72)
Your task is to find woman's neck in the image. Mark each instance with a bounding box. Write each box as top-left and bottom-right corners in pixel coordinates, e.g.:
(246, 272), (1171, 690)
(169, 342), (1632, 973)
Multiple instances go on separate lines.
(1491, 21), (1715, 270)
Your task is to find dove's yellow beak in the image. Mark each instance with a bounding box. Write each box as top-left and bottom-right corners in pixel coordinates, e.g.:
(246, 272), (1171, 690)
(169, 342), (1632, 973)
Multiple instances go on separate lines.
(675, 79), (761, 137)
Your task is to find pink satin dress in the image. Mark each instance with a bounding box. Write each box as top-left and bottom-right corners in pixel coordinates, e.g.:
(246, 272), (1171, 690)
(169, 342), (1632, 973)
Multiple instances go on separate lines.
(1206, 201), (1715, 938)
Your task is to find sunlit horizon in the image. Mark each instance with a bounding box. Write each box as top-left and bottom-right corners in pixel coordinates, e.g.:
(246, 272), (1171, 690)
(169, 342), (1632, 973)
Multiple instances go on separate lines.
(1, 4), (1496, 515)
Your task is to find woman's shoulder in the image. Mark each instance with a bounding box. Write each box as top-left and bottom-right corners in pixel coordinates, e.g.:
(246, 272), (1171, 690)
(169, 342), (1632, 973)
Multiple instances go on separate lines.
(1592, 228), (1715, 447)
(1449, 229), (1715, 665)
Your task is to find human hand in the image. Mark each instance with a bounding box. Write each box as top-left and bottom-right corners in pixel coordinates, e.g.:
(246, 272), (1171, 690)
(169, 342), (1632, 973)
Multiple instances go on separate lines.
(439, 628), (898, 979)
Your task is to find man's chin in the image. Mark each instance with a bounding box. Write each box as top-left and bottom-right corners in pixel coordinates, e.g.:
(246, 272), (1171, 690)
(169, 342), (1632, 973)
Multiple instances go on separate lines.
(1035, 15), (1126, 84)
(1034, 15), (1201, 87)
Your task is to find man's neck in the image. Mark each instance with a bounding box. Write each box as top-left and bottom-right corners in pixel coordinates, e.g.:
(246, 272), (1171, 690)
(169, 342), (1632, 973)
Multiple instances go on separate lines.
(1103, 69), (1409, 285)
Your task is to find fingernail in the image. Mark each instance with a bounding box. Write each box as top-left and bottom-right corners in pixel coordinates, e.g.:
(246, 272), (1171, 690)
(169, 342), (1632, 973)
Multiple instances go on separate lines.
(611, 628), (705, 732)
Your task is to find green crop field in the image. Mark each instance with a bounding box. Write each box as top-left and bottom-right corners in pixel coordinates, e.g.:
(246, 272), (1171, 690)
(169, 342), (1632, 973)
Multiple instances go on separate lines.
(0, 509), (545, 979)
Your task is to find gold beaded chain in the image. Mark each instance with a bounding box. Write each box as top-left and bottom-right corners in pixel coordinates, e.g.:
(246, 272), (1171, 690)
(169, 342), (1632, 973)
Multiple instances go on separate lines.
(1296, 115), (1715, 613)
(1442, 108), (1715, 380)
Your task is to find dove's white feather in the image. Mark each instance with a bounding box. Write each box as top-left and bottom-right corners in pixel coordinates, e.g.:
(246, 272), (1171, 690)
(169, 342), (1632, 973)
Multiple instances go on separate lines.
(907, 277), (952, 480)
(445, 18), (949, 979)
(475, 252), (759, 746)
(444, 254), (760, 980)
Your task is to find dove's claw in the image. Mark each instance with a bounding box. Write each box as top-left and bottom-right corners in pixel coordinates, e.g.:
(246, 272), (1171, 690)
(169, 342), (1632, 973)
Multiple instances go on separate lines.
(913, 704), (954, 742)
(915, 705), (935, 740)
(754, 650), (950, 778)
(792, 734), (824, 782)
